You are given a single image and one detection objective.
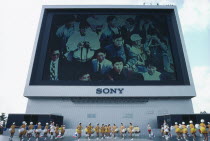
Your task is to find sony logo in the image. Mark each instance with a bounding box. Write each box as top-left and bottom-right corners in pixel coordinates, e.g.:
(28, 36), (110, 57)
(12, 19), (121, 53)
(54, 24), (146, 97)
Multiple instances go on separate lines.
(96, 88), (124, 94)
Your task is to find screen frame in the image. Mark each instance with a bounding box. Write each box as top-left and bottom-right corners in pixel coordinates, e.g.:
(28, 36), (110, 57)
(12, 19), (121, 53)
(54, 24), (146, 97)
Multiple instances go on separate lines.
(29, 7), (190, 86)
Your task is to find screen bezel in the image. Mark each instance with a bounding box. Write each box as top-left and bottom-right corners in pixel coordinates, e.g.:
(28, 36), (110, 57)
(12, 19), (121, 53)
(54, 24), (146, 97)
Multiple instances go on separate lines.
(29, 8), (190, 86)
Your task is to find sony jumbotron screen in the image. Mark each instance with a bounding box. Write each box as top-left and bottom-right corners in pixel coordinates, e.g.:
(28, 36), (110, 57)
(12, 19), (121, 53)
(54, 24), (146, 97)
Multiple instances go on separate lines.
(30, 8), (190, 85)
(43, 14), (176, 82)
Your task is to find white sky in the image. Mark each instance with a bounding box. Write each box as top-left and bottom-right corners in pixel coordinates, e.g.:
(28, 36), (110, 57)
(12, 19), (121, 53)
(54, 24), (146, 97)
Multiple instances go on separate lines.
(0, 0), (210, 114)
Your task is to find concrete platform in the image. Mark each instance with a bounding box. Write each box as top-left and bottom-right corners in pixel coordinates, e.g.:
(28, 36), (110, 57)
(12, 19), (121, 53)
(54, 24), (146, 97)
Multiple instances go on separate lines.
(1, 132), (210, 141)
(1, 135), (210, 141)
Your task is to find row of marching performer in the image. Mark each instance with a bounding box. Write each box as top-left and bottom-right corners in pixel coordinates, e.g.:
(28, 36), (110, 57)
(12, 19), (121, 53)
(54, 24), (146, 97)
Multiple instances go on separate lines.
(8, 121), (65, 141)
(75, 122), (155, 141)
(160, 119), (210, 141)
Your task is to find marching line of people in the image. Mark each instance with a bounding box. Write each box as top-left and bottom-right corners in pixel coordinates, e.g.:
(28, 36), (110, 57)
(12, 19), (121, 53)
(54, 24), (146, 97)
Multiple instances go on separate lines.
(7, 119), (210, 141)
(161, 119), (210, 141)
(8, 121), (65, 141)
(75, 122), (155, 141)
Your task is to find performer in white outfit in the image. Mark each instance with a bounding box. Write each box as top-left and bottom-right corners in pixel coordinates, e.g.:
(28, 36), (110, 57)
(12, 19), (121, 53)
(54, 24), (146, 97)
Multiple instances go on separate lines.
(27, 122), (34, 141)
(164, 124), (170, 141)
(19, 121), (26, 141)
(66, 22), (100, 62)
(43, 123), (49, 140)
(147, 123), (154, 139)
(9, 122), (16, 141)
(35, 122), (42, 141)
(120, 123), (126, 139)
(50, 122), (55, 140)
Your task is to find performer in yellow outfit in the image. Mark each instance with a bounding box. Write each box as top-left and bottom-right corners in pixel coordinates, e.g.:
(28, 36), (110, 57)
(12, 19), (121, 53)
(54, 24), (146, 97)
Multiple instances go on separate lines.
(76, 123), (83, 140)
(178, 124), (184, 140)
(160, 125), (164, 137)
(9, 122), (16, 141)
(200, 119), (208, 141)
(179, 124), (183, 133)
(112, 124), (118, 139)
(95, 123), (100, 140)
(104, 125), (108, 137)
(107, 124), (111, 137)
(85, 126), (88, 134)
(128, 123), (134, 140)
(174, 122), (181, 140)
(55, 124), (60, 139)
(208, 122), (210, 133)
(61, 125), (65, 137)
(189, 120), (196, 141)
(100, 124), (105, 139)
(19, 121), (26, 141)
(181, 122), (189, 141)
(120, 123), (126, 139)
(24, 123), (27, 137)
(87, 123), (93, 140)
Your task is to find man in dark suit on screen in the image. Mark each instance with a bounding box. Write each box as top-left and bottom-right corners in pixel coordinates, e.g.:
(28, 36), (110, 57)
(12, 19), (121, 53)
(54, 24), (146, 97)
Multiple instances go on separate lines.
(43, 49), (68, 80)
(91, 49), (113, 80)
(107, 57), (144, 81)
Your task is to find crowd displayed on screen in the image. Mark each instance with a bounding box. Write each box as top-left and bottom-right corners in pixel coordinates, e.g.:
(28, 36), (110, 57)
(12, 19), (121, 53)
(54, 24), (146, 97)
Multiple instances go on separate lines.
(43, 14), (176, 81)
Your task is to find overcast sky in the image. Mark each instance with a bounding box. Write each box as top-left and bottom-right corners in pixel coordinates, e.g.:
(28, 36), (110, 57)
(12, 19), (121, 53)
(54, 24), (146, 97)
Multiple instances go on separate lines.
(0, 0), (210, 114)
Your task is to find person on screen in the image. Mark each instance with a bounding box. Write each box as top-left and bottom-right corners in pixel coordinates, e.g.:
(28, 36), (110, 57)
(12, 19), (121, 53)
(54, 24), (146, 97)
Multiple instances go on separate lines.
(87, 15), (105, 36)
(107, 57), (144, 81)
(43, 49), (68, 80)
(56, 17), (76, 52)
(125, 34), (147, 73)
(138, 19), (158, 42)
(121, 18), (139, 46)
(91, 49), (113, 80)
(78, 71), (91, 81)
(100, 16), (121, 48)
(143, 34), (176, 80)
(161, 37), (175, 73)
(65, 22), (100, 75)
(66, 22), (100, 61)
(144, 34), (168, 72)
(104, 34), (127, 64)
(143, 65), (161, 80)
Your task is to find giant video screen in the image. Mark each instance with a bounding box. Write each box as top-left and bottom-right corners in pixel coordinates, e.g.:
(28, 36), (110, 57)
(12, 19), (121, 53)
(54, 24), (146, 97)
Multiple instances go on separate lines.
(30, 9), (190, 85)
